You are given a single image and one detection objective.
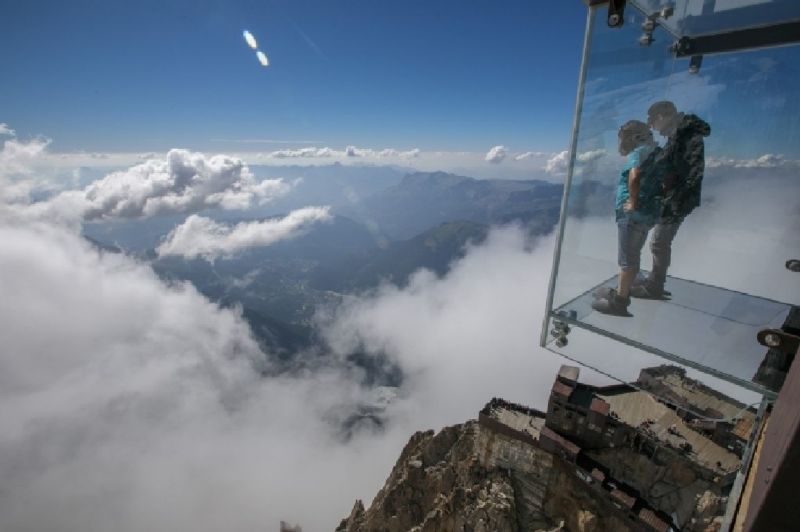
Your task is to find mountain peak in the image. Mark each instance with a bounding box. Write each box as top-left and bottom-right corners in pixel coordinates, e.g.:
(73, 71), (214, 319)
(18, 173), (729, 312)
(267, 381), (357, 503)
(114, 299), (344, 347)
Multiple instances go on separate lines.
(399, 171), (474, 189)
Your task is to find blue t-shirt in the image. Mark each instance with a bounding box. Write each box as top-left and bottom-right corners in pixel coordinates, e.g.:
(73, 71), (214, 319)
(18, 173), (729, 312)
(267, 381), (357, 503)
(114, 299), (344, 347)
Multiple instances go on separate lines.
(615, 144), (663, 225)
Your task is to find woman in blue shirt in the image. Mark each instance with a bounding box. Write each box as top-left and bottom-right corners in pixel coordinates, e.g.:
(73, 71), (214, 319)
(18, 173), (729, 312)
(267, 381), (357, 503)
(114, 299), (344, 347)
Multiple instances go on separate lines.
(592, 120), (663, 316)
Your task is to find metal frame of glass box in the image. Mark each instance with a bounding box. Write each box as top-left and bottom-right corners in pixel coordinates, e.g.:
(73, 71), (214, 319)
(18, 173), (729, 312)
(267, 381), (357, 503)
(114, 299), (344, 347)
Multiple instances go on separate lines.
(541, 0), (800, 401)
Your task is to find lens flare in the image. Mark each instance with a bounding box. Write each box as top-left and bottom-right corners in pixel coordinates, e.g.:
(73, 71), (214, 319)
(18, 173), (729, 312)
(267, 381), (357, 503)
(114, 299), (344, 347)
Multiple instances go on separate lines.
(243, 30), (258, 50)
(256, 50), (269, 67)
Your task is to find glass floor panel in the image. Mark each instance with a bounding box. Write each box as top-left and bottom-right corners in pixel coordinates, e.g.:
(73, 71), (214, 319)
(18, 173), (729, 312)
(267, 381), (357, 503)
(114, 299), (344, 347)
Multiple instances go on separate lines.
(551, 274), (791, 397)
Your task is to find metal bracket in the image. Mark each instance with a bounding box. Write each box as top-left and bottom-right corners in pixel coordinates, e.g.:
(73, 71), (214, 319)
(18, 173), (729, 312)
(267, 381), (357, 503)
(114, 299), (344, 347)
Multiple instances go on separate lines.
(757, 329), (800, 356)
(672, 20), (800, 58)
(638, 4), (674, 46)
(688, 54), (703, 74)
(607, 0), (626, 28)
(550, 310), (577, 348)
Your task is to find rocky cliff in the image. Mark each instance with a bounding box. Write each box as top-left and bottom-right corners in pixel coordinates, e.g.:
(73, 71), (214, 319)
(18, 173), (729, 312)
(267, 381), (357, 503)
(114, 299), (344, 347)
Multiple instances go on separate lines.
(336, 420), (635, 532)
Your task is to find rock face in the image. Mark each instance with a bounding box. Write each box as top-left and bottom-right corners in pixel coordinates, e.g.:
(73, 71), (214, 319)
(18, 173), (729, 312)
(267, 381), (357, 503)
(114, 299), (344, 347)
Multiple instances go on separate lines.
(336, 423), (519, 532)
(336, 421), (633, 532)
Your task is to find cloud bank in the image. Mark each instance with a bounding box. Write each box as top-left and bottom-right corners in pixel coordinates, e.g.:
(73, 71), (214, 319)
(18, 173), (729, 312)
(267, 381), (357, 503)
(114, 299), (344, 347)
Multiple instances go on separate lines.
(0, 218), (406, 532)
(514, 151), (546, 161)
(37, 149), (289, 223)
(706, 153), (798, 169)
(5, 120), (794, 532)
(157, 206), (333, 260)
(0, 207), (566, 532)
(0, 131), (566, 528)
(322, 228), (565, 428)
(266, 146), (420, 160)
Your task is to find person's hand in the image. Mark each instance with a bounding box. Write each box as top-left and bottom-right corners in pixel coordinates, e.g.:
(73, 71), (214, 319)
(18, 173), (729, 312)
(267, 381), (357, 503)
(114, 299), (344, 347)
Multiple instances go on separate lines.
(623, 199), (636, 212)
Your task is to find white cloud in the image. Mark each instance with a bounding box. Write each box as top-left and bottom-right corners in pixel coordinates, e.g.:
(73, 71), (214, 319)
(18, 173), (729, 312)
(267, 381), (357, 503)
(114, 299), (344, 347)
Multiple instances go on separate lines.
(268, 147), (334, 159)
(4, 165), (791, 531)
(157, 206), (333, 260)
(0, 134), (405, 531)
(0, 137), (51, 177)
(321, 228), (567, 428)
(545, 150), (569, 175)
(545, 149), (607, 176)
(484, 145), (507, 164)
(344, 145), (364, 157)
(0, 136), (53, 203)
(706, 153), (795, 169)
(514, 151), (546, 161)
(266, 146), (420, 161)
(0, 122), (16, 136)
(0, 217), (409, 532)
(39, 149), (290, 222)
(576, 148), (607, 164)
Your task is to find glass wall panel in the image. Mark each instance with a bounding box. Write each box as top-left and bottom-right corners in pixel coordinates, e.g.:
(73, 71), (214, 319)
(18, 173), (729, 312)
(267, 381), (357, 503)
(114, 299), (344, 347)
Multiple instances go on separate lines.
(543, 4), (800, 399)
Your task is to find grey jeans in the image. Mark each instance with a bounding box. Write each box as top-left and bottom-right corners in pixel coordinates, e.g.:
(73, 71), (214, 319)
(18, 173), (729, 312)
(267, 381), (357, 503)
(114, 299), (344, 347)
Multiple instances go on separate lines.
(648, 221), (682, 289)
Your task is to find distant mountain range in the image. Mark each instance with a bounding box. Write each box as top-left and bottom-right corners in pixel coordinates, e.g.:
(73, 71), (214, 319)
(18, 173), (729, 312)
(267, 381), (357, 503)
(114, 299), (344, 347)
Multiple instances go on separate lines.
(349, 171), (563, 239)
(84, 168), (612, 361)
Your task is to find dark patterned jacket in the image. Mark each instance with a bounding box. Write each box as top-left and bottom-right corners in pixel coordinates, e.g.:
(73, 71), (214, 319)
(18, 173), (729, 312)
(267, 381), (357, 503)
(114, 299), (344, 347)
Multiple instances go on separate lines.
(659, 114), (711, 223)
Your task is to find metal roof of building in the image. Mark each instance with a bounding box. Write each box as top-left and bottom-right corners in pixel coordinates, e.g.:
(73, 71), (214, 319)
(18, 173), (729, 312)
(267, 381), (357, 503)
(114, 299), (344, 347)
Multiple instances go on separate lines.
(488, 404), (546, 441)
(642, 368), (756, 423)
(598, 390), (741, 473)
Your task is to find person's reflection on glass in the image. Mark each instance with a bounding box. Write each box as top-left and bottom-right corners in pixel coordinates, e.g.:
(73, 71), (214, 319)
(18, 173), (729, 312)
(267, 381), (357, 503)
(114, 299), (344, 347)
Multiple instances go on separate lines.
(631, 101), (711, 299)
(592, 120), (663, 316)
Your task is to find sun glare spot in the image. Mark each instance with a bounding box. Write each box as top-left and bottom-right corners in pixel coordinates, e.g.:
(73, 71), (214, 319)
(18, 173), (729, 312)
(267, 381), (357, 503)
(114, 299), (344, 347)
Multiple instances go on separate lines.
(256, 50), (269, 67)
(242, 30), (258, 50)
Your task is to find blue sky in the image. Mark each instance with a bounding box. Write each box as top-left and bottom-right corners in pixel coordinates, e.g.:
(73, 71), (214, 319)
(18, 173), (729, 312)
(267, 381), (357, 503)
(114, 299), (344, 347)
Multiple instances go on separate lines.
(0, 0), (587, 154)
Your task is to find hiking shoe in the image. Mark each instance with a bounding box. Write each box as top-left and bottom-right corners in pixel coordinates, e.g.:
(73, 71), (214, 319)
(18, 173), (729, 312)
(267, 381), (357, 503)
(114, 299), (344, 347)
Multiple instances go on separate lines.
(629, 283), (664, 299)
(591, 290), (631, 316)
(633, 278), (671, 297)
(593, 286), (616, 300)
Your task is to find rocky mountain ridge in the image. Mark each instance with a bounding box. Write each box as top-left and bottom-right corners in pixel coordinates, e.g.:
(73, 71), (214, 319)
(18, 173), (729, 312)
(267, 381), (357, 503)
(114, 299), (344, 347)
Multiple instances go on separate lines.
(336, 417), (635, 532)
(336, 365), (740, 532)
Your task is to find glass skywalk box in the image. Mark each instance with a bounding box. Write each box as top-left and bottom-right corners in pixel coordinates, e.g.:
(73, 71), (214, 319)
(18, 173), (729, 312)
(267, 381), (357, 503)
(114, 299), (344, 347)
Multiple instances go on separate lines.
(541, 0), (800, 403)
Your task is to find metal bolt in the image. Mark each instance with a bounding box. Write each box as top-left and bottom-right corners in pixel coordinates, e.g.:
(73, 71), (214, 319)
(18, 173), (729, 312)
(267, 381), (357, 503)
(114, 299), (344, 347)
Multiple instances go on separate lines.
(764, 333), (782, 348)
(608, 14), (621, 27)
